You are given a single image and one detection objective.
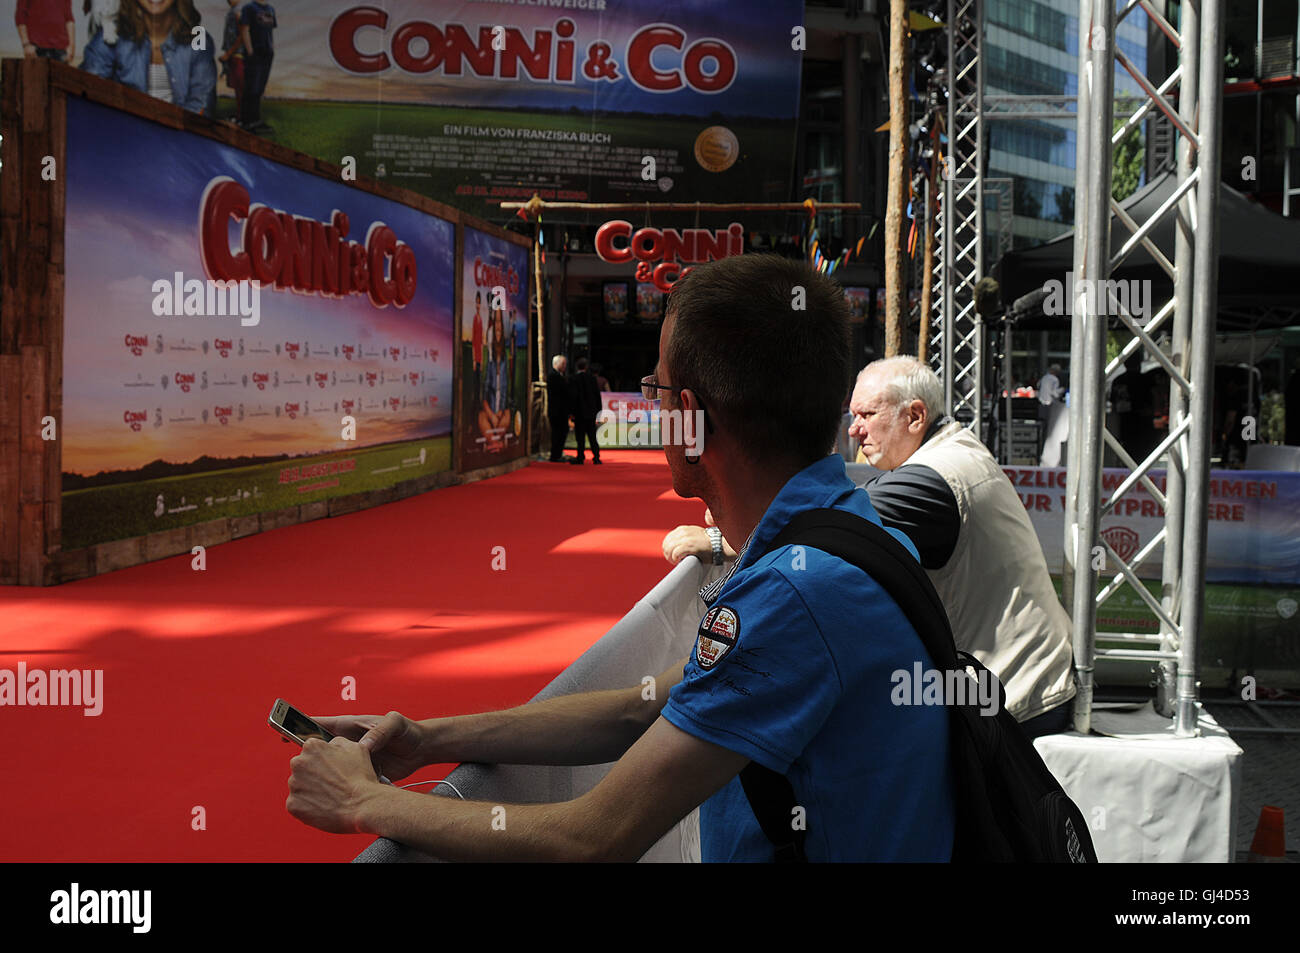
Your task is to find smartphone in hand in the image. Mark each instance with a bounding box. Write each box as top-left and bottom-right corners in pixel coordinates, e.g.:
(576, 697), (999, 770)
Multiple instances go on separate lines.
(268, 698), (334, 745)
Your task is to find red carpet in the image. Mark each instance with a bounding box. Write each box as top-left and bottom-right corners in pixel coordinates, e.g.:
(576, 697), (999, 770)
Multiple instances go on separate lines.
(0, 451), (702, 861)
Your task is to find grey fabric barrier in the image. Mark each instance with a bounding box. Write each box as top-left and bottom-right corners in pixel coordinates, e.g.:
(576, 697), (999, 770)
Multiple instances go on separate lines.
(353, 556), (716, 863)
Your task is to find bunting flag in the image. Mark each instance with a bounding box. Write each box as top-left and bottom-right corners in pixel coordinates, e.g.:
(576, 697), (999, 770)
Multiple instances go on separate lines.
(909, 10), (945, 31)
(802, 209), (873, 274)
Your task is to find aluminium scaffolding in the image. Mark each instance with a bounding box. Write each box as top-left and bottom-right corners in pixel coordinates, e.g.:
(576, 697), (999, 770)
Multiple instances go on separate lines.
(933, 0), (985, 431)
(1065, 0), (1224, 736)
(927, 1), (1224, 735)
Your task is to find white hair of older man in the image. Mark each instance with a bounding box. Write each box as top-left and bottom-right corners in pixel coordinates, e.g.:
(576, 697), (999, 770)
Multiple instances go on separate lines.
(552, 354), (566, 370)
(859, 356), (943, 417)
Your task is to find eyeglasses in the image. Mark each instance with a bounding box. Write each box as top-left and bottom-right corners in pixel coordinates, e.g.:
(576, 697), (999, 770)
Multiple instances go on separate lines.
(641, 375), (715, 434)
(640, 375), (681, 401)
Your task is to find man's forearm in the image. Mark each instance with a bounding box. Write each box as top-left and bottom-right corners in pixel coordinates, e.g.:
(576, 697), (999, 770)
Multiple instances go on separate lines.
(358, 783), (607, 862)
(417, 685), (658, 768)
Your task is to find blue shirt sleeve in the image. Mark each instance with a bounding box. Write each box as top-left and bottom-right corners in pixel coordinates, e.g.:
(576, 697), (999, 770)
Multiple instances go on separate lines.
(662, 566), (840, 774)
(81, 30), (114, 79)
(184, 35), (218, 115)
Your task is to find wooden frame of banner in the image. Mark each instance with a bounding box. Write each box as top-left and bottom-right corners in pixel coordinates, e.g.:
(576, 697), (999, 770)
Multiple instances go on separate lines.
(0, 60), (531, 585)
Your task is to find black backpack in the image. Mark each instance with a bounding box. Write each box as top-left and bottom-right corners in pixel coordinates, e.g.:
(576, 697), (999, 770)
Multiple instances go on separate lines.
(737, 507), (1098, 863)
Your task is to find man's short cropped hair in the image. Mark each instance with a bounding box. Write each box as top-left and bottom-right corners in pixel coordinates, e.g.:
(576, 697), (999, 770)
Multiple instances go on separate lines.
(576, 357), (589, 372)
(859, 356), (943, 418)
(552, 355), (566, 370)
(666, 253), (851, 466)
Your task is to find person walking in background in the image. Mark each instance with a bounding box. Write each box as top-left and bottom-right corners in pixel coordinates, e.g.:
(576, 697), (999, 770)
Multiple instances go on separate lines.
(16, 0), (74, 62)
(218, 0), (244, 124)
(570, 357), (602, 465)
(237, 0), (275, 132)
(1037, 363), (1064, 417)
(82, 0), (216, 115)
(546, 355), (572, 463)
(1037, 362), (1068, 467)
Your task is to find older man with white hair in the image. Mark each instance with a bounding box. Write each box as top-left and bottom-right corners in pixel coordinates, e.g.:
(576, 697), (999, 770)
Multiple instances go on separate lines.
(545, 354), (572, 462)
(665, 356), (1076, 738)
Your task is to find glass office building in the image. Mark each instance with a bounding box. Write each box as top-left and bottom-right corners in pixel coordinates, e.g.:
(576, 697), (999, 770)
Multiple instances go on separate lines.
(985, 0), (1149, 385)
(985, 0), (1149, 249)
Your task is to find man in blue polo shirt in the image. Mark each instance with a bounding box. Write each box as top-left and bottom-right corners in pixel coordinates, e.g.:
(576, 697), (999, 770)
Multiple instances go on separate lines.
(650, 255), (952, 861)
(660, 455), (952, 860)
(285, 253), (954, 862)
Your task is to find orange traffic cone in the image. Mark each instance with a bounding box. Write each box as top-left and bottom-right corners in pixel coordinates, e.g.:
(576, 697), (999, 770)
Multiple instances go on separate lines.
(1247, 806), (1286, 862)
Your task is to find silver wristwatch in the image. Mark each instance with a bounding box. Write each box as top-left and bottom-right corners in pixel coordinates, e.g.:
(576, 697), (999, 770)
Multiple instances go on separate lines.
(705, 526), (724, 565)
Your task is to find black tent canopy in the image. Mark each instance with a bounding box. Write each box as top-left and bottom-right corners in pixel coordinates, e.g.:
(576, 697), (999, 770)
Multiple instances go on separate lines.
(994, 171), (1300, 332)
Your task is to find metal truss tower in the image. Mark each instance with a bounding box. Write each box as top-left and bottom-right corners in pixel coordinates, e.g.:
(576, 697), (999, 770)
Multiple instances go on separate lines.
(932, 0), (985, 431)
(1065, 0), (1224, 736)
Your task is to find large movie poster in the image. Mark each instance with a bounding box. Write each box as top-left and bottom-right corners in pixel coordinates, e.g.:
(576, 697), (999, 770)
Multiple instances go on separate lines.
(459, 226), (529, 471)
(0, 1), (804, 212)
(61, 97), (456, 551)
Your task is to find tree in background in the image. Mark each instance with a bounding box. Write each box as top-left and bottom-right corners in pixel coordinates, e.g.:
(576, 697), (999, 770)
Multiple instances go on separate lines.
(1112, 99), (1145, 202)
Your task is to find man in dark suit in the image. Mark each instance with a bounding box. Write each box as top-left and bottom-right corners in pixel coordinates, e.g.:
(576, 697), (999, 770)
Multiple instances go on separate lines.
(571, 357), (603, 465)
(546, 355), (572, 462)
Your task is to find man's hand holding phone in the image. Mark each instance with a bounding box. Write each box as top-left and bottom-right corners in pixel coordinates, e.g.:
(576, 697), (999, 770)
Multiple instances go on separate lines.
(286, 735), (385, 834)
(273, 702), (440, 832)
(308, 711), (431, 784)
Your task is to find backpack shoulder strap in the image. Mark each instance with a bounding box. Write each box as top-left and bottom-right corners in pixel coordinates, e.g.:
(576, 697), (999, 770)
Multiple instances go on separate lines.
(766, 508), (961, 672)
(736, 507), (962, 863)
(736, 763), (807, 862)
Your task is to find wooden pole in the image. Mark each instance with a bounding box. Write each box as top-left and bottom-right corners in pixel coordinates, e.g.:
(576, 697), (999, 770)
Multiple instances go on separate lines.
(499, 198), (860, 213)
(884, 0), (909, 357)
(534, 225), (545, 396)
(533, 223), (547, 453)
(918, 148), (937, 362)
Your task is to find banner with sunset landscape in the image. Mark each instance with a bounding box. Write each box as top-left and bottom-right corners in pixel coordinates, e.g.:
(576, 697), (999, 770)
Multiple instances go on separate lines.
(60, 96), (456, 549)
